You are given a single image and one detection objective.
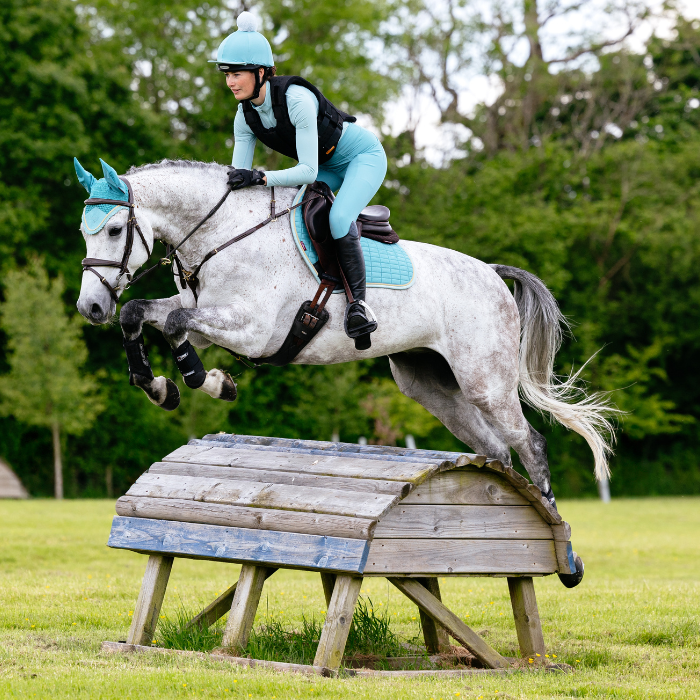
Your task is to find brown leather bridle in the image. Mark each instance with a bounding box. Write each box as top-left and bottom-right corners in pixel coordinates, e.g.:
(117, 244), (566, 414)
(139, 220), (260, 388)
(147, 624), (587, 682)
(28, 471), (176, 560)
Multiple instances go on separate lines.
(80, 176), (319, 306)
(81, 177), (151, 304)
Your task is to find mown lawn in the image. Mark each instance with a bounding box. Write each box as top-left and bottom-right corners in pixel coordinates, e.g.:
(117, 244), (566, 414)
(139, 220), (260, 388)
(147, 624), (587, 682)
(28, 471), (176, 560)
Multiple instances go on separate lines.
(0, 496), (698, 699)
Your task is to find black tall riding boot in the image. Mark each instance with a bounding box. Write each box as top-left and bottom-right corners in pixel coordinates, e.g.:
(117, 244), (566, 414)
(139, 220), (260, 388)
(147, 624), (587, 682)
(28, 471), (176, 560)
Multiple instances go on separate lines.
(335, 222), (377, 350)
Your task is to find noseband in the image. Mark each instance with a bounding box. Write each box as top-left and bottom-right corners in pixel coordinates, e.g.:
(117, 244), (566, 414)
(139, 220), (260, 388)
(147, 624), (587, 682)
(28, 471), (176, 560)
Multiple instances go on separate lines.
(81, 177), (151, 304)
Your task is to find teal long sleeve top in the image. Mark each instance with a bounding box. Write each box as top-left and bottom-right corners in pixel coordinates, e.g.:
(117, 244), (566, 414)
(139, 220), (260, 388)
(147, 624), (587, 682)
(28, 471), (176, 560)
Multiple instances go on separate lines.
(232, 84), (322, 188)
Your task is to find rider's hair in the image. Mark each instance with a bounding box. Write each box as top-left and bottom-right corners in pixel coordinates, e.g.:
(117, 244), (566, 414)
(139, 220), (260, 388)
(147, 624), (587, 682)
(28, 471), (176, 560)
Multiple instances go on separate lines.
(262, 65), (277, 83)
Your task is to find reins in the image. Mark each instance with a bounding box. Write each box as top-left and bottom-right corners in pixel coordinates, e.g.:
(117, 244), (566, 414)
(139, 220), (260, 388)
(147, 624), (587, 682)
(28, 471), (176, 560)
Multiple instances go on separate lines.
(81, 178), (319, 304)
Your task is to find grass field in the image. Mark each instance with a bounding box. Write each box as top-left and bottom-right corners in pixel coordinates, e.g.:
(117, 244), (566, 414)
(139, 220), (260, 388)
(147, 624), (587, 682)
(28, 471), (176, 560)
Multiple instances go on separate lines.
(0, 497), (698, 699)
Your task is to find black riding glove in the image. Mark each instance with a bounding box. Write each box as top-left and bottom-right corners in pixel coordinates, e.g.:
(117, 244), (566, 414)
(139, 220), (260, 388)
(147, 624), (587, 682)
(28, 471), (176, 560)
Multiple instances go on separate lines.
(227, 168), (266, 190)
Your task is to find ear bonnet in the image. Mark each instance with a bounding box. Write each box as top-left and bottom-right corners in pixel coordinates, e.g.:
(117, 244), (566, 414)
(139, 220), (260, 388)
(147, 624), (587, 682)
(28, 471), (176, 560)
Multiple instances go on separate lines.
(74, 158), (129, 234)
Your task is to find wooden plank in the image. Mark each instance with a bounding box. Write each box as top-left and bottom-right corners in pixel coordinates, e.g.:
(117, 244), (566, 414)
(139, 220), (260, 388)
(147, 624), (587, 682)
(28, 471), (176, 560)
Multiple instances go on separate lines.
(102, 641), (336, 676)
(364, 539), (559, 575)
(164, 446), (443, 483)
(116, 496), (376, 540)
(126, 555), (173, 645)
(320, 573), (336, 608)
(401, 470), (530, 506)
(185, 569), (277, 631)
(374, 505), (553, 540)
(507, 577), (546, 659)
(149, 462), (412, 498)
(388, 578), (510, 669)
(108, 516), (370, 573)
(313, 575), (363, 670)
(417, 578), (450, 653)
(550, 522), (576, 574)
(200, 433), (482, 464)
(221, 565), (269, 651)
(126, 473), (397, 520)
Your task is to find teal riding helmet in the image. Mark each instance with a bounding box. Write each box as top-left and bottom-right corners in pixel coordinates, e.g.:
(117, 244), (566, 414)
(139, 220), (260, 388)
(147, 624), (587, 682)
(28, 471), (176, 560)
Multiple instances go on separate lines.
(210, 12), (274, 72)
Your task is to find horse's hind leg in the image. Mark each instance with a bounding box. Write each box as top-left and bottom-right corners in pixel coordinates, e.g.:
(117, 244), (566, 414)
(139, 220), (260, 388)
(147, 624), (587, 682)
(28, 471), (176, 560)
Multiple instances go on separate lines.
(162, 307), (238, 402)
(388, 351), (513, 465)
(120, 297), (182, 411)
(389, 350), (556, 507)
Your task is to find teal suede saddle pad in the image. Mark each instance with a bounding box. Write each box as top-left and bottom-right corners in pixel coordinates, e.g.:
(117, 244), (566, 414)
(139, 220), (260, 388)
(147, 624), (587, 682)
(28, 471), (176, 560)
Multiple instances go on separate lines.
(290, 185), (415, 291)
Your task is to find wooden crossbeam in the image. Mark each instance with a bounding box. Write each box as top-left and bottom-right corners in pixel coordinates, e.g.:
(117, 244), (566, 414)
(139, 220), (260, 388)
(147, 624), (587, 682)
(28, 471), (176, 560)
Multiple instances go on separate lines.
(388, 577), (510, 669)
(186, 569), (278, 631)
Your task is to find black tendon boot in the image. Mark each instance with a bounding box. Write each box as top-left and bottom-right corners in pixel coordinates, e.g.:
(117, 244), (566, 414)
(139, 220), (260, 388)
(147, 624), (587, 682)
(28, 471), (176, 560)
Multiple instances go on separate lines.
(335, 222), (378, 350)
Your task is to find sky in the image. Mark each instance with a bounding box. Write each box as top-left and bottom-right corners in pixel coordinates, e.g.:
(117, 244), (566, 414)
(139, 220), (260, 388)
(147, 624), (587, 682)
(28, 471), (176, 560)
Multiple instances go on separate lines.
(365, 0), (700, 165)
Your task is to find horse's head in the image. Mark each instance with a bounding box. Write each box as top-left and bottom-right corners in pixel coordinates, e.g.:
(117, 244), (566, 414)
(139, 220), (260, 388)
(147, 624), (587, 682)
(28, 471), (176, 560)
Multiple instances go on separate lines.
(74, 158), (154, 324)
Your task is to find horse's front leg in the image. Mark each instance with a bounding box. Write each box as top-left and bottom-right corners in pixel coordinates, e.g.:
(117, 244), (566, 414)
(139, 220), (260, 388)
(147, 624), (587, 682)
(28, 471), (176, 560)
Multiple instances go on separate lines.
(162, 306), (246, 402)
(120, 297), (183, 410)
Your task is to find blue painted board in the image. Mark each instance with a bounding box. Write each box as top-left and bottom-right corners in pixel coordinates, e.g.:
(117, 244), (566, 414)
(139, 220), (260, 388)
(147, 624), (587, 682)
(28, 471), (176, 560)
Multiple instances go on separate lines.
(199, 434), (470, 464)
(108, 516), (370, 573)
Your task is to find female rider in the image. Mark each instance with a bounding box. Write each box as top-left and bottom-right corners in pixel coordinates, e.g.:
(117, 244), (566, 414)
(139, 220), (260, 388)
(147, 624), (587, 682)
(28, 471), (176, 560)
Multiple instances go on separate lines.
(211, 12), (387, 349)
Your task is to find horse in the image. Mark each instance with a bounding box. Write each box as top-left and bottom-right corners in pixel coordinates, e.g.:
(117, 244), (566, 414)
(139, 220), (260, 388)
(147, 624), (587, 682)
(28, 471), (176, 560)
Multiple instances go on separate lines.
(75, 158), (615, 507)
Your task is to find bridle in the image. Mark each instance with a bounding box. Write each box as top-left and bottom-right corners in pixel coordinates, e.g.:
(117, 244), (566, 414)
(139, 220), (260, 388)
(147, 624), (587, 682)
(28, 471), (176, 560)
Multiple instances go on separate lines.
(81, 177), (151, 304)
(80, 175), (319, 305)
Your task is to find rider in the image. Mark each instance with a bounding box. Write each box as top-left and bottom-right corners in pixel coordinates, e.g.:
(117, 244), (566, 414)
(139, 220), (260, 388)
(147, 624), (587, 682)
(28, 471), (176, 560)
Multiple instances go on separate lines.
(211, 12), (386, 349)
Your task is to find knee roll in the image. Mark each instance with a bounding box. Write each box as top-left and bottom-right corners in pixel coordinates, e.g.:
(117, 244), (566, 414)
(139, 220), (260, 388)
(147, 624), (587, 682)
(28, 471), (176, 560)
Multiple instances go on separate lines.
(172, 340), (207, 389)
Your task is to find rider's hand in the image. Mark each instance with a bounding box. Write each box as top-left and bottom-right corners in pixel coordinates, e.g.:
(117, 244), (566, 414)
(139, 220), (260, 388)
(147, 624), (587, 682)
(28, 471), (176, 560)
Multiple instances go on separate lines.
(227, 168), (266, 190)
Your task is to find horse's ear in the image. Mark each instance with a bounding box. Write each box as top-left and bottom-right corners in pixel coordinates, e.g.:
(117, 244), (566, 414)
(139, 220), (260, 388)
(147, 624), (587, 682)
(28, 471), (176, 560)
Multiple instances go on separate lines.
(99, 158), (128, 195)
(74, 157), (96, 194)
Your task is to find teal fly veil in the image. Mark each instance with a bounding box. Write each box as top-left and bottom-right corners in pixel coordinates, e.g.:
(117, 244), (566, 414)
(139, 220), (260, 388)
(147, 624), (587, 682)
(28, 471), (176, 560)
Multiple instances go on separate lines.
(74, 157), (129, 234)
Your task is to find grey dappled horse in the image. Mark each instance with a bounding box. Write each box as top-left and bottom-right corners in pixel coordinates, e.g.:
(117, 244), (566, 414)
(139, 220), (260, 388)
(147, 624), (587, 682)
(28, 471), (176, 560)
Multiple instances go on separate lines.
(75, 159), (615, 507)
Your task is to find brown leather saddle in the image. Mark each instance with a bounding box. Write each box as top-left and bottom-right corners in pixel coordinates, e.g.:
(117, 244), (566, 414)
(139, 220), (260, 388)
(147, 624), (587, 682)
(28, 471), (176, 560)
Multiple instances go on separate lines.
(252, 181), (397, 367)
(302, 182), (399, 284)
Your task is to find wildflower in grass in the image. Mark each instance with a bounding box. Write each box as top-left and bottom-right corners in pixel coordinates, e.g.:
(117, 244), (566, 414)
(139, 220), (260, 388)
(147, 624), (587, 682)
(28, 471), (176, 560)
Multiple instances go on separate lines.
(536, 653), (540, 657)
(528, 658), (534, 663)
(552, 654), (557, 658)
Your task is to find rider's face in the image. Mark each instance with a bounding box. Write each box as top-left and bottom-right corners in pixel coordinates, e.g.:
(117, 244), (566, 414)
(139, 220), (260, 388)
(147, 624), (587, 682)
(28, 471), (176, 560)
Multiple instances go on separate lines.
(225, 70), (261, 100)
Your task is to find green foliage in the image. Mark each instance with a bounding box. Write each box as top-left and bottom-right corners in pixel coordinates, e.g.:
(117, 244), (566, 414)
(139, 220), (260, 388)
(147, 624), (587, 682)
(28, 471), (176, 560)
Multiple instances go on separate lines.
(2, 0), (700, 497)
(156, 605), (225, 653)
(0, 258), (103, 435)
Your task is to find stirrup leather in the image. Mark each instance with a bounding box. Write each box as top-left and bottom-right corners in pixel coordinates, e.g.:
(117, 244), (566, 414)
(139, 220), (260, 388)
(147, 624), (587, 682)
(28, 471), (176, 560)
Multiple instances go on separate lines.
(344, 300), (378, 339)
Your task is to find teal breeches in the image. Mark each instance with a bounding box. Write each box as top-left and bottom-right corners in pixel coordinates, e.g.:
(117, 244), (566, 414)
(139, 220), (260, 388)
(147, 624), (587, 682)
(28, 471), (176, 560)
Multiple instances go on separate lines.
(316, 123), (388, 240)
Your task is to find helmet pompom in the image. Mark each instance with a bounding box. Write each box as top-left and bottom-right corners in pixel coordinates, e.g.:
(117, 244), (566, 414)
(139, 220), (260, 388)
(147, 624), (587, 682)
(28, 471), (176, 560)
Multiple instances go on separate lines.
(236, 11), (258, 32)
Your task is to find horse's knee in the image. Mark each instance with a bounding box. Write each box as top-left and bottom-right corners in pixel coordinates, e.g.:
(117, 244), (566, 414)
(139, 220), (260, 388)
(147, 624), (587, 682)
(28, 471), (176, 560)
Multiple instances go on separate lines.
(163, 308), (193, 347)
(120, 299), (147, 338)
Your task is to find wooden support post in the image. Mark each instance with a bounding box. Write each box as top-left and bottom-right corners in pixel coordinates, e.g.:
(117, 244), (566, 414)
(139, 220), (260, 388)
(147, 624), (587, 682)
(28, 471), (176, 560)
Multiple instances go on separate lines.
(127, 555), (173, 645)
(388, 577), (510, 669)
(320, 572), (336, 608)
(416, 578), (450, 653)
(507, 577), (545, 660)
(313, 575), (363, 670)
(221, 565), (269, 652)
(186, 569), (278, 631)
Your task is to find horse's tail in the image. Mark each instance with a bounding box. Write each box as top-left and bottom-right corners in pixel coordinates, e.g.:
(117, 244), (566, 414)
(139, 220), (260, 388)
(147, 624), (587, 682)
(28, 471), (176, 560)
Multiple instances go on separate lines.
(491, 264), (618, 480)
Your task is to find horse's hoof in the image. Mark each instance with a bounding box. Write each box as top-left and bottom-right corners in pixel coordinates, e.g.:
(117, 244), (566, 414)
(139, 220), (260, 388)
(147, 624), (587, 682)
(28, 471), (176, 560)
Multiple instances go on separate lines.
(557, 552), (584, 589)
(200, 368), (237, 402)
(159, 378), (181, 411)
(219, 371), (238, 402)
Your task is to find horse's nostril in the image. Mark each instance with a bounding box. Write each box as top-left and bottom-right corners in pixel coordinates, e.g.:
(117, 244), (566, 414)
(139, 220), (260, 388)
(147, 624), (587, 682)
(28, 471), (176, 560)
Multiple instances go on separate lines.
(91, 303), (103, 317)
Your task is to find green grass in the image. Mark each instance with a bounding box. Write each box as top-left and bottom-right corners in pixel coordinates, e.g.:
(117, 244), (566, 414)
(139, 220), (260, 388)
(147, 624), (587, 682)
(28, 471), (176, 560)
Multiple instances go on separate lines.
(0, 497), (699, 698)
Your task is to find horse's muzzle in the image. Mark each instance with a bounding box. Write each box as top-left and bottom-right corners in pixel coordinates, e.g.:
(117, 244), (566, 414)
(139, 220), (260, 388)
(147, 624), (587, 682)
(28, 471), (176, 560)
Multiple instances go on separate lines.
(77, 297), (114, 325)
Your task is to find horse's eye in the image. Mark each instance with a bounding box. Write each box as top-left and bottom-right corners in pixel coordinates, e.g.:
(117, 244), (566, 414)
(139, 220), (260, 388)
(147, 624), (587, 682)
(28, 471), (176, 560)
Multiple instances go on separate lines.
(108, 226), (122, 237)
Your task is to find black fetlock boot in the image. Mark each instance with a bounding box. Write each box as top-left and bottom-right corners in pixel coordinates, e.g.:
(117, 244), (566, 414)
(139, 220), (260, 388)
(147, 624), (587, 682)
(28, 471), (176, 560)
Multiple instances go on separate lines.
(335, 222), (377, 350)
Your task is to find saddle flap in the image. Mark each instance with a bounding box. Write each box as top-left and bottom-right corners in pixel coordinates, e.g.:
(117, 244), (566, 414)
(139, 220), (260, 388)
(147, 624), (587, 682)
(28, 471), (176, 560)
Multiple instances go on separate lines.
(302, 182), (340, 278)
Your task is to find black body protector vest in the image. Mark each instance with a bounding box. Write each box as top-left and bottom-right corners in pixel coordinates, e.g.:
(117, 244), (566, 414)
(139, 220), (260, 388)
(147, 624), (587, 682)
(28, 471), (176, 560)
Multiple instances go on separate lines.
(242, 76), (356, 165)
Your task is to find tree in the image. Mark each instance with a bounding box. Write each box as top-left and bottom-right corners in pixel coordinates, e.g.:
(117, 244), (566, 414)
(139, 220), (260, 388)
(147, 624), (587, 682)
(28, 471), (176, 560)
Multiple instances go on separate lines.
(0, 259), (104, 498)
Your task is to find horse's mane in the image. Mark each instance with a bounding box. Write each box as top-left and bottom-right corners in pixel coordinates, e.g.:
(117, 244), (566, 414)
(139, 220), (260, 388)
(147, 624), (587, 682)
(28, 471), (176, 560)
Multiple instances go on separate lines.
(127, 159), (226, 175)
